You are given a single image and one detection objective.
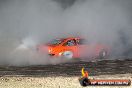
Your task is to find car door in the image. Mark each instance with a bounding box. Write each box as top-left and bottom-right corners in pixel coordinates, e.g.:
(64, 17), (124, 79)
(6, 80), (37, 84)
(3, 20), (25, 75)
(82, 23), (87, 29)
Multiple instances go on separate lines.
(76, 39), (94, 58)
(62, 39), (78, 57)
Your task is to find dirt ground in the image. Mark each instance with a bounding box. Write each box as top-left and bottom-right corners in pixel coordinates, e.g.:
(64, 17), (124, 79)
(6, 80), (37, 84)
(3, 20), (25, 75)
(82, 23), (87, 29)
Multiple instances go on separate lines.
(0, 74), (131, 88)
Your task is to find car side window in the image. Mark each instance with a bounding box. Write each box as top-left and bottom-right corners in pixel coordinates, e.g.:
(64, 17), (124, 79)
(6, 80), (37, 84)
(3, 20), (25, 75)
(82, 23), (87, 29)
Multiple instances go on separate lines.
(63, 39), (76, 46)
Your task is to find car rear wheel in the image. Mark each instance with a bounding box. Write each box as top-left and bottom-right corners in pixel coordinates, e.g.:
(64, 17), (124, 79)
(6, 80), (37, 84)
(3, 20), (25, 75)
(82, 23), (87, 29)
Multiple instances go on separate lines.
(61, 51), (73, 59)
(99, 49), (107, 59)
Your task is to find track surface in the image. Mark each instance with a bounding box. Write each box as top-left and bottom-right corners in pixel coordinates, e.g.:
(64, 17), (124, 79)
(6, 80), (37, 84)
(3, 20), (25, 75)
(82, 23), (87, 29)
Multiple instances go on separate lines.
(0, 59), (132, 77)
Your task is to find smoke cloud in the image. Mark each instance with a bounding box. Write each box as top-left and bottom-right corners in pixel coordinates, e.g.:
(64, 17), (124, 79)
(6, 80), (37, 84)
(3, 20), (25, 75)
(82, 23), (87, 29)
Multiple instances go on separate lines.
(0, 0), (132, 65)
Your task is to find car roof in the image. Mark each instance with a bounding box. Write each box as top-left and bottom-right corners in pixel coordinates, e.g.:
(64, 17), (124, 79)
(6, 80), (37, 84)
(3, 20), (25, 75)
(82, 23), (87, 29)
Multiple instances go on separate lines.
(63, 37), (81, 40)
(54, 37), (83, 41)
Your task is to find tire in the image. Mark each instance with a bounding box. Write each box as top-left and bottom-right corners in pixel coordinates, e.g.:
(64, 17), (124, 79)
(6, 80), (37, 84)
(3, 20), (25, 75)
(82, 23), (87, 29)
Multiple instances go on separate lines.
(61, 51), (73, 59)
(99, 49), (107, 59)
(79, 77), (91, 87)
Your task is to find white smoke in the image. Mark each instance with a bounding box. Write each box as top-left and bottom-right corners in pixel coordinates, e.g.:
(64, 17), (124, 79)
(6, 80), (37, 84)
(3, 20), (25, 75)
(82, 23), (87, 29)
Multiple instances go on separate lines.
(0, 0), (132, 65)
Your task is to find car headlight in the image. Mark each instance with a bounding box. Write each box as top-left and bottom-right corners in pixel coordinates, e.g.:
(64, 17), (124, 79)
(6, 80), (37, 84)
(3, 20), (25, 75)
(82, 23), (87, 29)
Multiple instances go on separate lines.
(59, 52), (63, 56)
(49, 48), (52, 53)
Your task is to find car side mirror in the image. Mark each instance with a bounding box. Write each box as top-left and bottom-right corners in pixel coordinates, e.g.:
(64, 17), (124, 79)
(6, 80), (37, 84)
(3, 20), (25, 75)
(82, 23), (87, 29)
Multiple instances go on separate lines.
(62, 43), (67, 46)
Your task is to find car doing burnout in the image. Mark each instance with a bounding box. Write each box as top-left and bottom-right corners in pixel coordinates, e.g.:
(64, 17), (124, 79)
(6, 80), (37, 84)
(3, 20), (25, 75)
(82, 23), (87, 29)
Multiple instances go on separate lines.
(37, 37), (109, 59)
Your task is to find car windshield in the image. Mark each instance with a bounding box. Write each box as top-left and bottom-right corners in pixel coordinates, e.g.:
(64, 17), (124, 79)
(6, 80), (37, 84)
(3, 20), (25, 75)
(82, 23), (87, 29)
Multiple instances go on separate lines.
(49, 39), (64, 45)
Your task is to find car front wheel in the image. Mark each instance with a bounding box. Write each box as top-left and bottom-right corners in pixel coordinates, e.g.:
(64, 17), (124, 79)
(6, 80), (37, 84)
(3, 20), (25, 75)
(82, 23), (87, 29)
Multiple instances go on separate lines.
(61, 51), (73, 59)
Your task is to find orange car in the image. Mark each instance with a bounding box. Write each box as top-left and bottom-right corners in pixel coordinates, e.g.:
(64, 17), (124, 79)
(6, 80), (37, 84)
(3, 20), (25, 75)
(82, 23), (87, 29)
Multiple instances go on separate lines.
(37, 37), (109, 59)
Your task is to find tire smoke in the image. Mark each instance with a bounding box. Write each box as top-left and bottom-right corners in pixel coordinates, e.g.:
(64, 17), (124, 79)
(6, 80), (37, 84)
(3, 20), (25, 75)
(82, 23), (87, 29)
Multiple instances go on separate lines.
(0, 0), (132, 65)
